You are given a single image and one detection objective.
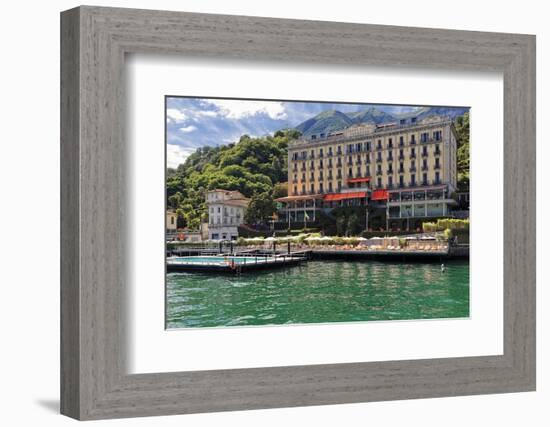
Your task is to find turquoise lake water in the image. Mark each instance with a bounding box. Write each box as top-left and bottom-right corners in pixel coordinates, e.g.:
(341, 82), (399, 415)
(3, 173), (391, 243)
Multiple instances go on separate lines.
(166, 259), (469, 329)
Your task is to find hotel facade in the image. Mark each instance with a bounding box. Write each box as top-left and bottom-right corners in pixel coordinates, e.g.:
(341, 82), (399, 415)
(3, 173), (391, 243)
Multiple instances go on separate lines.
(276, 115), (460, 230)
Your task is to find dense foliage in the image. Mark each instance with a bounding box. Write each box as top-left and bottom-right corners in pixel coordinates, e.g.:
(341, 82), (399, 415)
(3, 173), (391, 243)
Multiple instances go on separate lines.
(166, 129), (300, 229)
(454, 112), (470, 191)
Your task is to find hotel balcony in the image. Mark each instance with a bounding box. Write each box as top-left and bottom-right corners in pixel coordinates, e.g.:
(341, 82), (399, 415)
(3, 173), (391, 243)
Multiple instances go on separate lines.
(398, 167), (405, 174)
(410, 153), (417, 159)
(398, 153), (405, 160)
(434, 164), (441, 170)
(421, 165), (429, 171)
(421, 151), (428, 157)
(434, 149), (441, 156)
(376, 170), (383, 176)
(387, 155), (394, 161)
(386, 169), (394, 175)
(376, 157), (382, 163)
(409, 166), (417, 172)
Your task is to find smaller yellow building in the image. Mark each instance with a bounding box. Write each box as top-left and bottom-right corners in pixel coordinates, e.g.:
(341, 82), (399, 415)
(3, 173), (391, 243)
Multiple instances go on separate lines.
(166, 210), (178, 234)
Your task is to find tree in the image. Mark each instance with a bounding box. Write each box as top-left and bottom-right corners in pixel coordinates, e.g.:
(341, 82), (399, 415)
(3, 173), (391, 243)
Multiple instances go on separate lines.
(347, 212), (360, 236)
(336, 214), (347, 236)
(244, 193), (276, 225)
(272, 182), (288, 199)
(454, 112), (470, 191)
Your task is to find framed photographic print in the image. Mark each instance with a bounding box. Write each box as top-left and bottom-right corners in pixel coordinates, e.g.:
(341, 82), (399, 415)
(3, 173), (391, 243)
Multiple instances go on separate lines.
(61, 6), (536, 420)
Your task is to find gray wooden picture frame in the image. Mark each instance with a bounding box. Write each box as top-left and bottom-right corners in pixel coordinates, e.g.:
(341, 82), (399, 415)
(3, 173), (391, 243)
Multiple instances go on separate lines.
(60, 5), (536, 420)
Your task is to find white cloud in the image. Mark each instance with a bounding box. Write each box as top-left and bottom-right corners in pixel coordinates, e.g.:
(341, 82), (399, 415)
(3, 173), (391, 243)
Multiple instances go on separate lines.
(179, 125), (197, 133)
(166, 144), (195, 168)
(166, 108), (187, 123)
(208, 100), (287, 120)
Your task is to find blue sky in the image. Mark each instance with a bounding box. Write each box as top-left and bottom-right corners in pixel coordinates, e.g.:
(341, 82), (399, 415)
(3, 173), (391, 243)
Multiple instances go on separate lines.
(166, 97), (420, 168)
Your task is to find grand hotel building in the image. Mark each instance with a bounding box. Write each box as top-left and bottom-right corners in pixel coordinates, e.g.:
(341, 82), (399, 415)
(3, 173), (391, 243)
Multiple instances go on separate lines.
(276, 115), (460, 230)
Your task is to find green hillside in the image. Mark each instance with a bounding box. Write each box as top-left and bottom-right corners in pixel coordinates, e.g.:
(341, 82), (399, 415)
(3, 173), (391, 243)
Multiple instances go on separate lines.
(166, 129), (299, 229)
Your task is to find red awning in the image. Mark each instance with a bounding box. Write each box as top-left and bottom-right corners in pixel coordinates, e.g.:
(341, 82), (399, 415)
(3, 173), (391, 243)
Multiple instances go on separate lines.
(347, 177), (371, 183)
(323, 192), (367, 202)
(371, 189), (389, 201)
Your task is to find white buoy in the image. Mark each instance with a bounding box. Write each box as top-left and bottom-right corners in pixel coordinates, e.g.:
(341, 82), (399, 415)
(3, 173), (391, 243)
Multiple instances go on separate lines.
(441, 263), (446, 272)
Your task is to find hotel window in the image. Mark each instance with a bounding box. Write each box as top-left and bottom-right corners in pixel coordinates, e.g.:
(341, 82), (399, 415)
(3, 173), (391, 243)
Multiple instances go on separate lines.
(357, 166), (362, 176)
(310, 149), (315, 158)
(388, 138), (393, 148)
(310, 160), (314, 169)
(366, 142), (371, 151)
(377, 140), (382, 149)
(337, 146), (342, 155)
(388, 176), (393, 188)
(329, 182), (333, 192)
(319, 148), (324, 157)
(310, 173), (314, 181)
(411, 117), (417, 123)
(433, 130), (442, 141)
(435, 158), (441, 169)
(348, 167), (353, 177)
(217, 207), (221, 213)
(319, 183), (324, 193)
(310, 183), (314, 194)
(338, 181), (342, 191)
(421, 132), (429, 143)
(423, 173), (428, 185)
(435, 171), (441, 184)
(422, 159), (428, 170)
(399, 175), (404, 187)
(301, 184), (305, 194)
(399, 136), (404, 146)
(302, 173), (306, 181)
(170, 217), (174, 225)
(410, 174), (416, 186)
(435, 144), (441, 155)
(319, 160), (324, 168)
(366, 166), (370, 176)
(328, 147), (333, 156)
(410, 147), (416, 158)
(293, 185), (297, 195)
(410, 134), (416, 144)
(377, 177), (382, 188)
(356, 143), (362, 152)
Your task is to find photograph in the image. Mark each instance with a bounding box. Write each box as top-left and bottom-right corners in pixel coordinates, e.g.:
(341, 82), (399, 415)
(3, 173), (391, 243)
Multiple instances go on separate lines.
(165, 97), (470, 329)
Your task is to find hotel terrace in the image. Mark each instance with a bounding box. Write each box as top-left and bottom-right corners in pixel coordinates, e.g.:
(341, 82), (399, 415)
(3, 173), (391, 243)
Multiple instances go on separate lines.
(276, 115), (459, 230)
